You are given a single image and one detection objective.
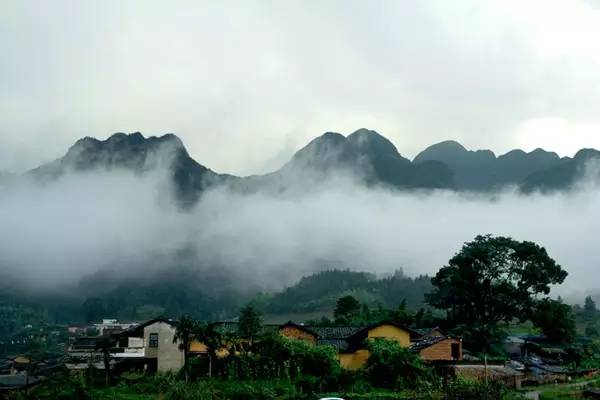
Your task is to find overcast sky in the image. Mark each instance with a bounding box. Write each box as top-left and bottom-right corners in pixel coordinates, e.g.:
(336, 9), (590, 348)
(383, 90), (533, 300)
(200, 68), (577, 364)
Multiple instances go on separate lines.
(2, 0), (600, 175)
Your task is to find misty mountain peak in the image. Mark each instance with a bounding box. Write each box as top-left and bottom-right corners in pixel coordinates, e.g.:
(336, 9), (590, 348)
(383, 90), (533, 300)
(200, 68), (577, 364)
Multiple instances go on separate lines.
(530, 148), (558, 157)
(414, 140), (496, 162)
(63, 132), (189, 166)
(347, 128), (401, 157)
(294, 132), (345, 156)
(419, 140), (467, 155)
(26, 129), (600, 201)
(287, 131), (350, 171)
(276, 129), (450, 189)
(498, 148), (560, 164)
(28, 131), (226, 206)
(310, 131), (346, 146)
(348, 128), (382, 139)
(574, 148), (600, 162)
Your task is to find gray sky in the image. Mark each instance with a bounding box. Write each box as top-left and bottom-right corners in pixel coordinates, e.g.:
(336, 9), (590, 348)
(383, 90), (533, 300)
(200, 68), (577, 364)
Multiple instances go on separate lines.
(2, 0), (600, 175)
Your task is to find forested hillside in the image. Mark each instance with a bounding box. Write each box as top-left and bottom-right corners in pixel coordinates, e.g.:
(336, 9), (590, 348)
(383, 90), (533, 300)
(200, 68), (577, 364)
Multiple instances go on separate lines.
(265, 269), (432, 315)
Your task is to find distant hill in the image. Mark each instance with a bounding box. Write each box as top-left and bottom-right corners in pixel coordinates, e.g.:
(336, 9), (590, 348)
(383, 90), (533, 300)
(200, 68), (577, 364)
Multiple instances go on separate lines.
(264, 269), (433, 315)
(413, 140), (564, 191)
(249, 129), (454, 191)
(18, 130), (600, 199)
(0, 268), (434, 324)
(520, 148), (600, 193)
(27, 132), (235, 205)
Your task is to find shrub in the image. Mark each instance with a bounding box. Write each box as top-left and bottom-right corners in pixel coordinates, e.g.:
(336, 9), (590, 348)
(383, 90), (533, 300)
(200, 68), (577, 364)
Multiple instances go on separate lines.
(364, 339), (438, 391)
(162, 380), (299, 400)
(445, 377), (523, 400)
(220, 333), (340, 382)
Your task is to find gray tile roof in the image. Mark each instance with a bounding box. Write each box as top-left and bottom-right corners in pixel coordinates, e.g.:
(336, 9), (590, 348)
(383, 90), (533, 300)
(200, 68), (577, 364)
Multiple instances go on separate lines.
(307, 326), (362, 339)
(317, 339), (350, 352)
(410, 335), (447, 352)
(212, 322), (280, 334)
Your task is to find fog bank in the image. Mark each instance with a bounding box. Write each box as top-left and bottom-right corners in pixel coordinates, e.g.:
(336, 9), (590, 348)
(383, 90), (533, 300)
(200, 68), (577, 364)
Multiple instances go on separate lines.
(1, 168), (599, 299)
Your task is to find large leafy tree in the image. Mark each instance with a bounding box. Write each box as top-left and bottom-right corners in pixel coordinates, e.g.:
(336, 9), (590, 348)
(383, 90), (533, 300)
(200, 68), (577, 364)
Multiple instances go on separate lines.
(531, 299), (576, 343)
(238, 304), (262, 342)
(427, 235), (567, 352)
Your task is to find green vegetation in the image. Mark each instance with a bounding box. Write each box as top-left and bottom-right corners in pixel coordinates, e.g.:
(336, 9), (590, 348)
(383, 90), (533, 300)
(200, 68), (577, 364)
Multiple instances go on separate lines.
(267, 269), (433, 315)
(334, 295), (362, 322)
(0, 294), (68, 358)
(364, 339), (437, 391)
(427, 234), (568, 353)
(17, 369), (528, 400)
(1, 268), (434, 338)
(531, 298), (576, 343)
(238, 304), (263, 341)
(307, 295), (436, 329)
(173, 315), (200, 382)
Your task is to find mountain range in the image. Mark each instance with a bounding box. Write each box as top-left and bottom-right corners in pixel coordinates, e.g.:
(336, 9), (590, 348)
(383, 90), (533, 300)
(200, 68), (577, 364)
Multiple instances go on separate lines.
(15, 129), (600, 201)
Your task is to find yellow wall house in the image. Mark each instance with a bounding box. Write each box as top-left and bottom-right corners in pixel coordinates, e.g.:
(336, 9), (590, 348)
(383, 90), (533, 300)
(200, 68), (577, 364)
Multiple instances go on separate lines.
(279, 321), (462, 370)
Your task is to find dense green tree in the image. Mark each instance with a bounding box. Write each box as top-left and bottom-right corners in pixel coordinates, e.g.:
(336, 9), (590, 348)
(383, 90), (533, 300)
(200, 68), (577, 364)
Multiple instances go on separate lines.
(173, 315), (198, 382)
(426, 235), (568, 352)
(413, 308), (436, 328)
(334, 295), (361, 323)
(390, 299), (415, 326)
(584, 296), (597, 319)
(531, 299), (576, 343)
(238, 304), (263, 342)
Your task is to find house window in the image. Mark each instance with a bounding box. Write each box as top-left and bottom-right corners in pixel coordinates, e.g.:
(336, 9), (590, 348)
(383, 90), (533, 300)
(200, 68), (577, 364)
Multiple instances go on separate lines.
(451, 343), (460, 359)
(149, 333), (159, 348)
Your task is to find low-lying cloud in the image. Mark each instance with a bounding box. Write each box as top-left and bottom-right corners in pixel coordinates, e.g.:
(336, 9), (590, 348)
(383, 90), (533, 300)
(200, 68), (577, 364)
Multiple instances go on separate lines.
(1, 165), (599, 302)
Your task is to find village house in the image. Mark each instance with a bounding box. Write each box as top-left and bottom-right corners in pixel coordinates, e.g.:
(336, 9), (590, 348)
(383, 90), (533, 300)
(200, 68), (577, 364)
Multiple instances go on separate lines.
(94, 319), (138, 336)
(67, 318), (185, 373)
(0, 356), (46, 395)
(67, 325), (87, 336)
(278, 320), (463, 370)
(66, 318), (464, 374)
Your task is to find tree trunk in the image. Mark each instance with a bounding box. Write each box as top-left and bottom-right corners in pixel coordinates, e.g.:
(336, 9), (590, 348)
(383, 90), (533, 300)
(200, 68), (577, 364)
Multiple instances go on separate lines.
(208, 353), (212, 378)
(184, 348), (189, 383)
(104, 351), (110, 387)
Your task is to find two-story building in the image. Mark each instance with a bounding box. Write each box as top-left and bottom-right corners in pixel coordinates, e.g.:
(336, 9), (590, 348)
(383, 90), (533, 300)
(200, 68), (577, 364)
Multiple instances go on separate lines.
(67, 318), (185, 373)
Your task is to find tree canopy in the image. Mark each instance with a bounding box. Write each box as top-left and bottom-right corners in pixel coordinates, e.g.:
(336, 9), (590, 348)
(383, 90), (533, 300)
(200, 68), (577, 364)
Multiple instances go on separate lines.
(584, 296), (597, 319)
(238, 304), (262, 340)
(531, 298), (576, 343)
(426, 234), (568, 351)
(333, 295), (361, 323)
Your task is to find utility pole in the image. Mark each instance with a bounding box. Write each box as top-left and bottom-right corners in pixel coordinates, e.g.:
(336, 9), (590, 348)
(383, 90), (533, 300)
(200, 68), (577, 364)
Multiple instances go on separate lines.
(484, 354), (489, 385)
